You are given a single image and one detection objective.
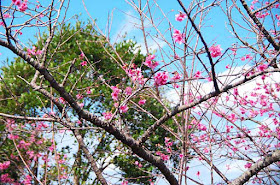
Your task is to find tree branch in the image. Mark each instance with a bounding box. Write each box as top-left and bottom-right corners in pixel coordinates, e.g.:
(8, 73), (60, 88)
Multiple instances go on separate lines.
(230, 150), (280, 185)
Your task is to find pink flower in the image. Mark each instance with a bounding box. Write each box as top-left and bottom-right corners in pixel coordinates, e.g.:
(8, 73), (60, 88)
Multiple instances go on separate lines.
(15, 29), (22, 35)
(111, 86), (121, 101)
(78, 102), (84, 108)
(121, 181), (128, 185)
(59, 97), (66, 104)
(135, 161), (142, 167)
(231, 48), (237, 55)
(171, 72), (181, 81)
(246, 54), (253, 61)
(144, 58), (159, 69)
(175, 12), (187, 22)
(125, 87), (132, 95)
(244, 162), (252, 168)
(80, 52), (85, 59)
(146, 54), (155, 61)
(102, 112), (112, 120)
(19, 2), (28, 12)
(179, 154), (184, 158)
(86, 88), (92, 94)
(209, 45), (222, 58)
(173, 29), (185, 44)
(154, 72), (168, 86)
(164, 137), (170, 143)
(233, 88), (239, 96)
(3, 13), (11, 18)
(114, 102), (119, 107)
(161, 154), (169, 161)
(80, 61), (87, 66)
(257, 64), (268, 71)
(120, 105), (128, 113)
(76, 94), (83, 100)
(194, 71), (201, 78)
(0, 173), (13, 183)
(144, 55), (159, 69)
(128, 68), (146, 85)
(138, 99), (146, 105)
(196, 171), (200, 176)
(0, 161), (10, 170)
(13, 0), (21, 6)
(8, 134), (19, 140)
(27, 46), (41, 56)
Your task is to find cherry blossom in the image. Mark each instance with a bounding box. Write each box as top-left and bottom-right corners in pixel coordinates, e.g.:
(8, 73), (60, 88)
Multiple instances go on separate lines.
(144, 55), (159, 69)
(80, 61), (87, 66)
(138, 99), (146, 105)
(175, 12), (187, 22)
(27, 46), (42, 56)
(125, 87), (132, 95)
(244, 162), (252, 168)
(111, 86), (121, 101)
(209, 44), (222, 58)
(0, 161), (10, 170)
(194, 71), (201, 78)
(76, 94), (83, 100)
(120, 105), (128, 113)
(173, 29), (185, 44)
(171, 72), (181, 81)
(102, 112), (112, 120)
(154, 72), (168, 86)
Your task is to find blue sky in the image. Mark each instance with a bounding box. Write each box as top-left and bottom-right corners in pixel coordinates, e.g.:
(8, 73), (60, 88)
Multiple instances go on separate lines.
(1, 0), (241, 73)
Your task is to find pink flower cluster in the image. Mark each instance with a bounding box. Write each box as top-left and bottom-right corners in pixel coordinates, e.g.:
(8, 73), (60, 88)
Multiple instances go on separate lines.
(80, 52), (85, 59)
(244, 162), (252, 168)
(120, 105), (128, 113)
(135, 161), (143, 168)
(138, 99), (146, 105)
(194, 71), (201, 78)
(111, 86), (121, 101)
(173, 29), (185, 44)
(76, 94), (83, 100)
(127, 67), (146, 85)
(102, 112), (112, 120)
(255, 12), (269, 19)
(257, 64), (268, 71)
(12, 0), (28, 12)
(125, 87), (132, 95)
(27, 46), (42, 56)
(0, 174), (14, 183)
(59, 97), (66, 104)
(144, 55), (159, 69)
(154, 72), (168, 86)
(209, 45), (222, 58)
(121, 180), (128, 185)
(175, 12), (187, 22)
(80, 61), (87, 66)
(171, 72), (181, 81)
(155, 151), (170, 161)
(0, 161), (10, 170)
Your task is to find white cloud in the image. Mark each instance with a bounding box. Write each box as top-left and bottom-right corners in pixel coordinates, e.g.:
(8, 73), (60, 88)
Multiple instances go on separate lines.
(135, 37), (167, 55)
(112, 10), (138, 43)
